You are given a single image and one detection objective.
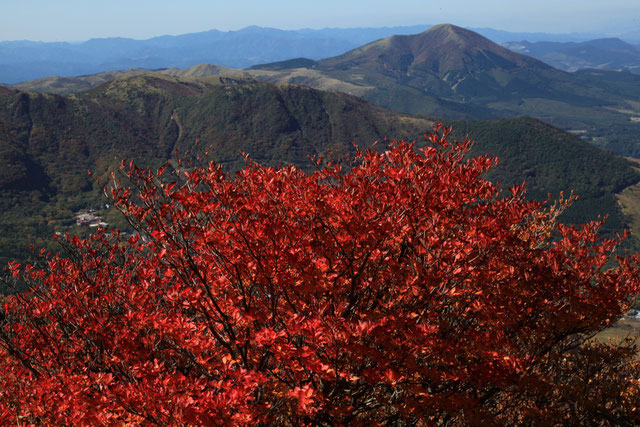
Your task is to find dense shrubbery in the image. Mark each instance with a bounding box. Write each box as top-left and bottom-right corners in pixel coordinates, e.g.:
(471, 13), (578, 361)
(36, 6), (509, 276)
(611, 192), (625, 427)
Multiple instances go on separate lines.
(1, 127), (640, 424)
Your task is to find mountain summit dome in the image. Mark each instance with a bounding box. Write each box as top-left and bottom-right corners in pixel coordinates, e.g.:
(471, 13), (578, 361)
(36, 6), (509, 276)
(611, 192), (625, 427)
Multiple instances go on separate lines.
(321, 23), (554, 77)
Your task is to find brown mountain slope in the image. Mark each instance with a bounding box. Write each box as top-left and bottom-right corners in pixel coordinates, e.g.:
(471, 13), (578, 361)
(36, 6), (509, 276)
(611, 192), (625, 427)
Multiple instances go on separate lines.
(161, 63), (249, 79)
(321, 24), (557, 78)
(9, 68), (153, 95)
(8, 64), (253, 96)
(249, 24), (640, 156)
(250, 24), (574, 106)
(312, 24), (596, 105)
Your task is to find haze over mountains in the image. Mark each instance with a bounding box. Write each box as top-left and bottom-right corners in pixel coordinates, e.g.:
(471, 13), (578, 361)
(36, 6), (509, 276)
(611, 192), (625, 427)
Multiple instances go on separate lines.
(1, 24), (636, 85)
(9, 24), (640, 159)
(249, 24), (640, 158)
(504, 38), (640, 73)
(3, 23), (640, 266)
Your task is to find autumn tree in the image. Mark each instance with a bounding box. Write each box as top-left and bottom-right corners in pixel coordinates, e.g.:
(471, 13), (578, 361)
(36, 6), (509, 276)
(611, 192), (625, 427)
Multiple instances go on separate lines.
(1, 126), (640, 425)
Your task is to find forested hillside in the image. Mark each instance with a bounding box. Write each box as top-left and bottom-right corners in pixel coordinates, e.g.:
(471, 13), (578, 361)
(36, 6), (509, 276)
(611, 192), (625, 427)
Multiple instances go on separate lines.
(1, 74), (638, 267)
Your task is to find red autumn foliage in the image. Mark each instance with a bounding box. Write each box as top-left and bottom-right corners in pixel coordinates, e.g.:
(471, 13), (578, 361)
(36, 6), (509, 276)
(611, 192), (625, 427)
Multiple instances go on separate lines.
(1, 127), (640, 424)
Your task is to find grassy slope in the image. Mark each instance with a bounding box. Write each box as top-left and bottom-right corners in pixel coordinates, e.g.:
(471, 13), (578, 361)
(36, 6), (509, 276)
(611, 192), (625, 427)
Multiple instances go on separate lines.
(7, 64), (253, 96)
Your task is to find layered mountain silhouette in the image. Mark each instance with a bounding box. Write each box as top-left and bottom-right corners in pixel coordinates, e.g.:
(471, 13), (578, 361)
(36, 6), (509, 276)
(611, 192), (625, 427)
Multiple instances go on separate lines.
(321, 24), (560, 83)
(249, 24), (640, 156)
(504, 38), (640, 73)
(3, 24), (624, 85)
(254, 24), (599, 104)
(325, 24), (577, 105)
(7, 25), (640, 156)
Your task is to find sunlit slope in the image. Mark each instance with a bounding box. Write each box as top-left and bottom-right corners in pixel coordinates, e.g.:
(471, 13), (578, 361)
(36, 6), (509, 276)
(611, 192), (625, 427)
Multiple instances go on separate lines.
(249, 24), (640, 157)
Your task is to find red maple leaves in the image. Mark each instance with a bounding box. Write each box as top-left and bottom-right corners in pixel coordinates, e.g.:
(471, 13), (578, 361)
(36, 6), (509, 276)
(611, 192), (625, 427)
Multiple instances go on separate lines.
(1, 127), (640, 424)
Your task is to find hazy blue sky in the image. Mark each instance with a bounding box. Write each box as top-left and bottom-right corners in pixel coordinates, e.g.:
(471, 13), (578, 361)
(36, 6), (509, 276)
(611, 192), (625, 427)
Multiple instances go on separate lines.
(2, 0), (638, 42)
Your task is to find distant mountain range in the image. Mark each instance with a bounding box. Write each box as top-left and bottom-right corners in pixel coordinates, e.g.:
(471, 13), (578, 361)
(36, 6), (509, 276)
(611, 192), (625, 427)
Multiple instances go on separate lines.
(0, 24), (635, 85)
(4, 24), (640, 265)
(8, 24), (640, 158)
(2, 73), (638, 267)
(504, 38), (640, 73)
(247, 24), (640, 158)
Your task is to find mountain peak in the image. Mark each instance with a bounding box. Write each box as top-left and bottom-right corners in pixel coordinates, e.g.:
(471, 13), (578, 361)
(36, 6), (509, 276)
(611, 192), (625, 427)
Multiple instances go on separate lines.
(422, 23), (469, 37)
(321, 24), (550, 77)
(412, 23), (513, 54)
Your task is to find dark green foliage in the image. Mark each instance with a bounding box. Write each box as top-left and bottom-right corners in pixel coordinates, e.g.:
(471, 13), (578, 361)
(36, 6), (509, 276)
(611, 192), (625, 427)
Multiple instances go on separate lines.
(449, 117), (639, 232)
(0, 75), (638, 267)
